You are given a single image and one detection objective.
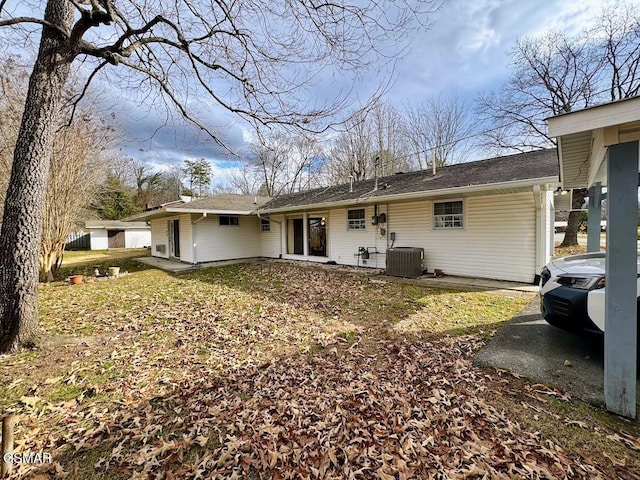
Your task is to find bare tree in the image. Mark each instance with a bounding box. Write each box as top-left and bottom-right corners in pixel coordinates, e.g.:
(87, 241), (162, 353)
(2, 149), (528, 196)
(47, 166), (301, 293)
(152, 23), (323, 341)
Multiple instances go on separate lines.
(327, 109), (374, 183)
(0, 58), (112, 281)
(477, 32), (602, 152)
(0, 57), (28, 222)
(0, 0), (437, 351)
(403, 92), (475, 169)
(597, 3), (640, 101)
(477, 4), (640, 246)
(40, 113), (113, 280)
(326, 100), (410, 184)
(237, 129), (325, 196)
(228, 167), (262, 196)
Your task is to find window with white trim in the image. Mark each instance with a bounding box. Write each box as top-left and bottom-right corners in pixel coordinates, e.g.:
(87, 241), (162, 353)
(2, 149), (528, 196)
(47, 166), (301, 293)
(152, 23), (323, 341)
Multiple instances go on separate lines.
(260, 218), (271, 232)
(347, 208), (366, 230)
(219, 215), (239, 226)
(433, 200), (463, 229)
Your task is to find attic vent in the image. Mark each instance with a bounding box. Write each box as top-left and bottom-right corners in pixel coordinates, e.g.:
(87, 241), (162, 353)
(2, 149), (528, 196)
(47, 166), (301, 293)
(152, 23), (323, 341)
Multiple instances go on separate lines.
(155, 244), (166, 253)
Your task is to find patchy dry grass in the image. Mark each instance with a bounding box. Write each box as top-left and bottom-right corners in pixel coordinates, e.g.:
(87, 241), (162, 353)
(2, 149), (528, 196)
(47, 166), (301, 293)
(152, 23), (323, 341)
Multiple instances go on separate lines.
(554, 243), (588, 257)
(0, 254), (638, 479)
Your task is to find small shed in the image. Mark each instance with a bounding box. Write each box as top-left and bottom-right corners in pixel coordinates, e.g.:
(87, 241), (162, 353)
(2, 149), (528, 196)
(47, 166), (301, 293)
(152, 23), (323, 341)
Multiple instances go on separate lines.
(83, 220), (151, 250)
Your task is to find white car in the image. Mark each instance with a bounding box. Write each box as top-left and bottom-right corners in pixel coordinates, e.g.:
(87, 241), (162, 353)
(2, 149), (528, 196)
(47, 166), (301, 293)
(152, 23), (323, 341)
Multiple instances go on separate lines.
(539, 252), (640, 334)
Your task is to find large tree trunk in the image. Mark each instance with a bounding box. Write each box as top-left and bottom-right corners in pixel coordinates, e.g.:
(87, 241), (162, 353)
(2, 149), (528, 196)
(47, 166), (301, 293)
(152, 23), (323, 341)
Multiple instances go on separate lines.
(559, 188), (588, 247)
(0, 0), (74, 352)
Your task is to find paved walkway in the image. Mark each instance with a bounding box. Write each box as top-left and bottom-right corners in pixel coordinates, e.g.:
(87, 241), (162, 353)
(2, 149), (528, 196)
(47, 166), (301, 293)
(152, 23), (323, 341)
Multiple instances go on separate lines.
(475, 299), (640, 411)
(136, 256), (539, 293)
(134, 256), (258, 273)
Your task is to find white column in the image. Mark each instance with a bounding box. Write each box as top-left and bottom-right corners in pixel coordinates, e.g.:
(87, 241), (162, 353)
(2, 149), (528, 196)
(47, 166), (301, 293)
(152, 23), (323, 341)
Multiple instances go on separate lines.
(587, 183), (602, 252)
(303, 213), (309, 257)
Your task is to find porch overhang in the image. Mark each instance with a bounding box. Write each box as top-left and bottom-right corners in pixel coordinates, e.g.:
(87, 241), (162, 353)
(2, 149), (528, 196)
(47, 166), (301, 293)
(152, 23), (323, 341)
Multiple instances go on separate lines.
(547, 96), (640, 188)
(547, 96), (640, 419)
(125, 207), (257, 222)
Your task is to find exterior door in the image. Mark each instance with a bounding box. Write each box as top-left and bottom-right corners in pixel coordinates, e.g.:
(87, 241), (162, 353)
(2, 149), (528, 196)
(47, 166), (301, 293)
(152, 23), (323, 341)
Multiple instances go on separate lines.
(107, 229), (125, 248)
(293, 219), (303, 254)
(308, 217), (326, 257)
(168, 219), (180, 258)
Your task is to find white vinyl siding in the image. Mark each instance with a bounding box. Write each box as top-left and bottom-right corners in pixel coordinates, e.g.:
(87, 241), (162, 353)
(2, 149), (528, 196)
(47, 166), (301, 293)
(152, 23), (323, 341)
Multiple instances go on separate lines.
(89, 229), (108, 250)
(260, 214), (283, 258)
(150, 215), (191, 262)
(328, 206), (388, 268)
(178, 215), (193, 263)
(150, 219), (169, 258)
(310, 191), (538, 282)
(148, 189), (546, 283)
(194, 215), (261, 262)
(388, 192), (537, 283)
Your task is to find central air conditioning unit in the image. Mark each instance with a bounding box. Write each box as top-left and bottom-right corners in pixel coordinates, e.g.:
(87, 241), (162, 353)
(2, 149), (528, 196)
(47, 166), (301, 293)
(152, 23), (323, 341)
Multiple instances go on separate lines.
(386, 247), (424, 278)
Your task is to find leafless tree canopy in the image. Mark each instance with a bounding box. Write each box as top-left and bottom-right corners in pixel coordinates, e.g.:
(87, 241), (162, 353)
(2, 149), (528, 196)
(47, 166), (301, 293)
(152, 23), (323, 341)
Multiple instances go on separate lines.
(477, 3), (640, 152)
(326, 100), (413, 184)
(477, 32), (602, 151)
(0, 0), (438, 351)
(230, 128), (325, 196)
(403, 93), (474, 168)
(1, 0), (438, 145)
(477, 2), (640, 247)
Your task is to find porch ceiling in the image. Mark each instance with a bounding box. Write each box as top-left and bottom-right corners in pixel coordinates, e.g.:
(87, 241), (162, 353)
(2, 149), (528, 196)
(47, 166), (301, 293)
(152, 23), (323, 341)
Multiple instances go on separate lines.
(547, 96), (640, 188)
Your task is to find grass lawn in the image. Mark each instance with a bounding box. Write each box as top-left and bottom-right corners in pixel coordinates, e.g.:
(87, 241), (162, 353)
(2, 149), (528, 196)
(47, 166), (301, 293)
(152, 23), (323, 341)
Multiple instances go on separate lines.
(1, 250), (638, 478)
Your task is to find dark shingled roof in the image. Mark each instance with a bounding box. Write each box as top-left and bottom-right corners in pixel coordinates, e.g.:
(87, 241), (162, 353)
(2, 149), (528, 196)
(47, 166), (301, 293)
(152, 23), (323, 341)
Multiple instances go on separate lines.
(171, 194), (270, 212)
(260, 149), (559, 211)
(84, 220), (150, 229)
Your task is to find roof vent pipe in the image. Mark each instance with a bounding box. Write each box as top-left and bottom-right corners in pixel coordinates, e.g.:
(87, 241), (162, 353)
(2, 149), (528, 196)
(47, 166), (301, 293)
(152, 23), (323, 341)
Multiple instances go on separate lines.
(349, 175), (354, 193)
(432, 150), (437, 177)
(254, 196), (257, 204)
(374, 156), (380, 191)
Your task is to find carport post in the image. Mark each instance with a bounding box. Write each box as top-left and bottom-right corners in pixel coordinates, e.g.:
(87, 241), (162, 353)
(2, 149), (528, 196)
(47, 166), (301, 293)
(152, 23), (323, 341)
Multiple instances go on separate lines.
(587, 183), (602, 252)
(605, 141), (638, 418)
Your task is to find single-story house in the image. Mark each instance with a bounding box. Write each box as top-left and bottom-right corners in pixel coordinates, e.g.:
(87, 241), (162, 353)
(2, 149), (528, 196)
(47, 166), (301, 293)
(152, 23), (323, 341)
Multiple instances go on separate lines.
(83, 220), (151, 250)
(128, 149), (560, 283)
(126, 195), (271, 263)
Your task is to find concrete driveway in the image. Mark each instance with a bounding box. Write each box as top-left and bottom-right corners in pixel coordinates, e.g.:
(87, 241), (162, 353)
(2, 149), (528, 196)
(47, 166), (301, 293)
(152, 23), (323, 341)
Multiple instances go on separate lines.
(475, 299), (640, 410)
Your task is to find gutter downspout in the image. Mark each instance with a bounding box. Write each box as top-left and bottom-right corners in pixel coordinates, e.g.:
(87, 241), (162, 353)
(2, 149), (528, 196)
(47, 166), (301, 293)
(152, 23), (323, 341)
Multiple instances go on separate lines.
(192, 213), (208, 264)
(257, 212), (283, 258)
(533, 185), (545, 283)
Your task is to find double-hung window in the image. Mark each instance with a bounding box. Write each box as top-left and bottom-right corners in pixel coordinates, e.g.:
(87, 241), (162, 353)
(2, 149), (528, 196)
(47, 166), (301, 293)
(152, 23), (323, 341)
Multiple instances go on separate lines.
(260, 218), (271, 232)
(433, 201), (463, 229)
(219, 215), (239, 226)
(347, 209), (366, 230)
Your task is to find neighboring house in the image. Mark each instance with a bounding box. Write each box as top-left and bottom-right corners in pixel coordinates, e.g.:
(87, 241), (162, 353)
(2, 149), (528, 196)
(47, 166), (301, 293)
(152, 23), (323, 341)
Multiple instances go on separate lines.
(84, 220), (151, 250)
(128, 150), (560, 283)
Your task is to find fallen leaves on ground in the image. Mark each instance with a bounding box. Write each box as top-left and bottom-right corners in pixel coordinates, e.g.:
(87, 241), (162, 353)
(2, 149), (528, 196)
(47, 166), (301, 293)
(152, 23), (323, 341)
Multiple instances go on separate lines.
(0, 260), (638, 479)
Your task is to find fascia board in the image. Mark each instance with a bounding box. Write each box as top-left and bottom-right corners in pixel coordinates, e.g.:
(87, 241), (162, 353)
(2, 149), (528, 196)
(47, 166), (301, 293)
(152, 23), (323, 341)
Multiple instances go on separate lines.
(259, 176), (560, 214)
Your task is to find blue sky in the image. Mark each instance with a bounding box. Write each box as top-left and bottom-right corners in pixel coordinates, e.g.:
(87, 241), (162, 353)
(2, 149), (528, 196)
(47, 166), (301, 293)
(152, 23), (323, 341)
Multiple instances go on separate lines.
(115, 0), (612, 178)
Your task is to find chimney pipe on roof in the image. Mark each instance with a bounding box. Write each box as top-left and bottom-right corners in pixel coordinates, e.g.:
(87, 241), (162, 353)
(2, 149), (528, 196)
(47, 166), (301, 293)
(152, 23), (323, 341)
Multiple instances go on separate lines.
(349, 175), (354, 193)
(374, 156), (380, 191)
(432, 150), (436, 176)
